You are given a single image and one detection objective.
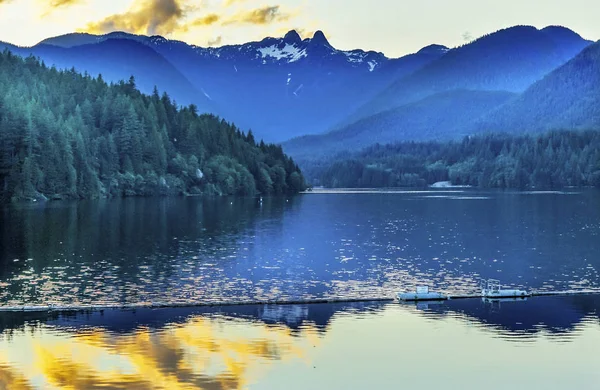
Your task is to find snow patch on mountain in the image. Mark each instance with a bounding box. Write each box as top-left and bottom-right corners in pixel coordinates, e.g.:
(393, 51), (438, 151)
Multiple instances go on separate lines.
(293, 84), (304, 96)
(257, 43), (307, 62)
(343, 51), (368, 63)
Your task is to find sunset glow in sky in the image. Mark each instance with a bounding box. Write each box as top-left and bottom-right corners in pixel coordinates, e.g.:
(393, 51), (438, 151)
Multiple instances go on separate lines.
(0, 0), (598, 57)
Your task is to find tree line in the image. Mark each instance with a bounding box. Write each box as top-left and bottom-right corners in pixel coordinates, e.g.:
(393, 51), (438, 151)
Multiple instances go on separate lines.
(0, 50), (306, 202)
(307, 131), (600, 190)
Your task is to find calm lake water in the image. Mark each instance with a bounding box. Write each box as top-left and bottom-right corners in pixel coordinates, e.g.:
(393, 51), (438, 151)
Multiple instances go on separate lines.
(1, 189), (600, 306)
(1, 190), (600, 388)
(0, 296), (599, 389)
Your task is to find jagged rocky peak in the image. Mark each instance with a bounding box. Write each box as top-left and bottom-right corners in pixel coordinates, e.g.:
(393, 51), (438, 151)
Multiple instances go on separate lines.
(311, 30), (331, 46)
(283, 30), (302, 44)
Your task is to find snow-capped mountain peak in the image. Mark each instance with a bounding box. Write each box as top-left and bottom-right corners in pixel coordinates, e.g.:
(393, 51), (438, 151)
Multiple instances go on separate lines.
(191, 30), (388, 70)
(38, 29), (392, 71)
(257, 43), (307, 63)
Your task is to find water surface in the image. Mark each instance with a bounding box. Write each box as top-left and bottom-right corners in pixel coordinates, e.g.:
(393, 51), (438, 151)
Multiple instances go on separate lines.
(1, 189), (600, 306)
(0, 296), (599, 389)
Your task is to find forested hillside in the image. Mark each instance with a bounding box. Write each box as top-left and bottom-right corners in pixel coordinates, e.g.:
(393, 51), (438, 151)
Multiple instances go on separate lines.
(334, 25), (591, 133)
(474, 41), (600, 133)
(307, 131), (600, 190)
(0, 50), (305, 202)
(284, 90), (516, 158)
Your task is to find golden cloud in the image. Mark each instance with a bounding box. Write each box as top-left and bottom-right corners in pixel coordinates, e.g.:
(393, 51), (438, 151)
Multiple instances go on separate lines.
(77, 0), (296, 39)
(178, 13), (221, 32)
(49, 0), (81, 7)
(223, 0), (244, 6)
(81, 0), (187, 36)
(223, 5), (290, 25)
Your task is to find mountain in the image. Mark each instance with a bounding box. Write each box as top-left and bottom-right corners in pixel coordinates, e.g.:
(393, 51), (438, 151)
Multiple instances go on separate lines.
(337, 25), (592, 130)
(284, 90), (516, 158)
(3, 25), (594, 147)
(31, 30), (447, 142)
(473, 40), (600, 133)
(281, 25), (593, 160)
(0, 50), (306, 202)
(1, 38), (213, 112)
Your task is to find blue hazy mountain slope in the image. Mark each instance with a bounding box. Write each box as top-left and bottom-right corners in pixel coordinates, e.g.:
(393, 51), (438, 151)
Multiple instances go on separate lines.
(284, 90), (516, 158)
(5, 38), (214, 112)
(338, 25), (591, 131)
(36, 30), (447, 142)
(473, 40), (600, 134)
(38, 32), (105, 48)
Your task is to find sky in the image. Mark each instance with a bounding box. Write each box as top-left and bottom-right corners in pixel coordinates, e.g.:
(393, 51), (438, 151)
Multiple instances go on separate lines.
(0, 0), (598, 57)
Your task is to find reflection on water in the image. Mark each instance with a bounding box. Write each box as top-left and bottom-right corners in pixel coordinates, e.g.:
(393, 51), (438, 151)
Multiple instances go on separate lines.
(0, 196), (298, 306)
(0, 296), (600, 389)
(0, 312), (318, 389)
(1, 190), (600, 307)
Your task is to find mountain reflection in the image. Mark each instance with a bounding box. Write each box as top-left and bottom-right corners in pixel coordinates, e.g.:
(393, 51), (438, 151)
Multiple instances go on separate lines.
(406, 295), (600, 338)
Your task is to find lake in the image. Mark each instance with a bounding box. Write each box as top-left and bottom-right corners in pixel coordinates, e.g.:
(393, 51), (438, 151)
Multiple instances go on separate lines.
(1, 189), (600, 306)
(1, 189), (600, 389)
(1, 296), (600, 389)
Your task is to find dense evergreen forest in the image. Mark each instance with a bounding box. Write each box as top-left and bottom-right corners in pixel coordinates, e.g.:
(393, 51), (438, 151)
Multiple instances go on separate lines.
(0, 50), (306, 202)
(306, 131), (600, 190)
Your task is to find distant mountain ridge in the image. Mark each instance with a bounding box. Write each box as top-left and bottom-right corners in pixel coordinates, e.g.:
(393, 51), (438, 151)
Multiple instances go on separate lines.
(2, 30), (448, 142)
(337, 25), (592, 128)
(1, 37), (213, 110)
(472, 40), (600, 134)
(39, 30), (394, 71)
(283, 25), (595, 159)
(1, 25), (596, 149)
(284, 90), (517, 159)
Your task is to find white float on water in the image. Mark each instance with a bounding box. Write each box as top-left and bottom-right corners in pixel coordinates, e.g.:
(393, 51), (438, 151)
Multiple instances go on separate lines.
(397, 279), (531, 302)
(481, 279), (529, 298)
(397, 286), (447, 301)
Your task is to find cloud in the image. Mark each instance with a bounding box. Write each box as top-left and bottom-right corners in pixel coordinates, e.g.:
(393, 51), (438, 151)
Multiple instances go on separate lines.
(223, 5), (290, 25)
(178, 13), (220, 32)
(81, 0), (188, 36)
(40, 0), (84, 17)
(189, 13), (221, 27)
(79, 0), (297, 41)
(223, 0), (244, 5)
(207, 36), (222, 46)
(49, 0), (82, 8)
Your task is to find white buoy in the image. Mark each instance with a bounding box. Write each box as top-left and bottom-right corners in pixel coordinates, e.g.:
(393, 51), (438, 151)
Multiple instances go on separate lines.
(397, 286), (447, 301)
(480, 279), (529, 298)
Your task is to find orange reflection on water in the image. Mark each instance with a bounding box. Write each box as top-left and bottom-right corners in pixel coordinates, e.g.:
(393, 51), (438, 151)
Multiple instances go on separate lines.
(0, 315), (319, 389)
